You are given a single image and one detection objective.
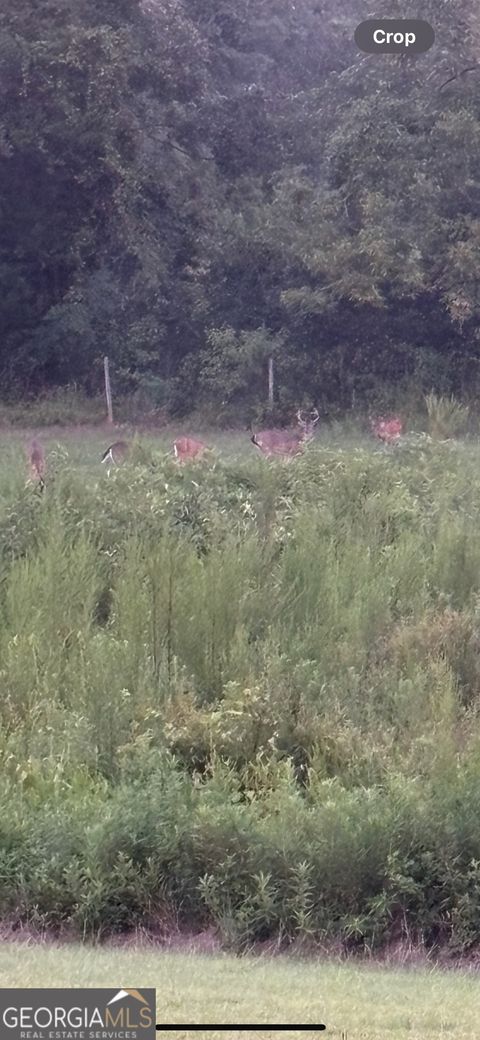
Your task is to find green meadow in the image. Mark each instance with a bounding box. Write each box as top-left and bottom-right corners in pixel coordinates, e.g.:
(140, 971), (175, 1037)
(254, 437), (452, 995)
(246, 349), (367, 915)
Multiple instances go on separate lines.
(1, 941), (479, 1039)
(1, 424), (480, 961)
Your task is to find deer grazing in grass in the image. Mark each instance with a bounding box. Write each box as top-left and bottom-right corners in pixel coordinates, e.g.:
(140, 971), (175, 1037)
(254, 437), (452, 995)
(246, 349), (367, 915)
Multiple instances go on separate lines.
(173, 436), (207, 463)
(101, 440), (130, 475)
(28, 438), (46, 490)
(251, 408), (319, 458)
(370, 416), (403, 444)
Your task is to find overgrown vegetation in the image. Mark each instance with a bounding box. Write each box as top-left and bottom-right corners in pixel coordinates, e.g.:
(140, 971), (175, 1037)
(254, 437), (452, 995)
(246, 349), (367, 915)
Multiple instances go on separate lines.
(2, 433), (480, 952)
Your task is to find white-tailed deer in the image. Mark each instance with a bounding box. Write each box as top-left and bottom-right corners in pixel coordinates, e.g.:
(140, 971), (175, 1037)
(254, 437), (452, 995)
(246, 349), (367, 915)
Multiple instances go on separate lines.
(370, 417), (403, 444)
(28, 438), (46, 490)
(101, 440), (129, 474)
(173, 436), (207, 463)
(251, 409), (319, 458)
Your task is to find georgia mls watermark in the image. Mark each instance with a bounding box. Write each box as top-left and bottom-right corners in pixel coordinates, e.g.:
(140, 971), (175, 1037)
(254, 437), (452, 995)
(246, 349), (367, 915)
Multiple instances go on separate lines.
(0, 989), (156, 1040)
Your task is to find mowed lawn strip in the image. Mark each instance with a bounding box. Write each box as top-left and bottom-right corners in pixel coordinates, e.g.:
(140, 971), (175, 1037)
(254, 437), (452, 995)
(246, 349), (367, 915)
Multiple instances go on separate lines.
(0, 944), (479, 1040)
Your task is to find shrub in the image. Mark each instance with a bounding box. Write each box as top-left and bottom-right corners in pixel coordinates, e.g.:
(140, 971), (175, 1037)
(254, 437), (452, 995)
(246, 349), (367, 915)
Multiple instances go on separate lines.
(424, 393), (470, 439)
(0, 434), (479, 949)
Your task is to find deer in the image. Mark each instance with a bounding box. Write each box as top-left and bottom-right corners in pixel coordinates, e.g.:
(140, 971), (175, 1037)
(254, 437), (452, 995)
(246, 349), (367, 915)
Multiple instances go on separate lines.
(28, 438), (46, 490)
(101, 440), (130, 474)
(370, 416), (403, 444)
(173, 436), (207, 463)
(251, 409), (319, 458)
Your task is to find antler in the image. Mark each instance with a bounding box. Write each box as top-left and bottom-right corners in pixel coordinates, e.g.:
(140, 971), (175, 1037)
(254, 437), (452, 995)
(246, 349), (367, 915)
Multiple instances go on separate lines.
(297, 408), (319, 428)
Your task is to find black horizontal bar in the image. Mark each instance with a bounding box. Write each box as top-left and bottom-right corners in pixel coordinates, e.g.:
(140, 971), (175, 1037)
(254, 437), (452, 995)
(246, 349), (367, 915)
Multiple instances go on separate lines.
(156, 1026), (326, 1032)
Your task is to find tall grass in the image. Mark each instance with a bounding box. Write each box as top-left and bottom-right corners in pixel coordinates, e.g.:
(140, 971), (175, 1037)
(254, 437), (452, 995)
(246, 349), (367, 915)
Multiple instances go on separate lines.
(1, 436), (480, 948)
(424, 392), (470, 439)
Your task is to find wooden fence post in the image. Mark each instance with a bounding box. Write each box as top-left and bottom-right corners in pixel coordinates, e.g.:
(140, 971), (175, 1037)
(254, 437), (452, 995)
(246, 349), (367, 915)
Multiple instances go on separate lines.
(104, 356), (113, 424)
(268, 355), (274, 407)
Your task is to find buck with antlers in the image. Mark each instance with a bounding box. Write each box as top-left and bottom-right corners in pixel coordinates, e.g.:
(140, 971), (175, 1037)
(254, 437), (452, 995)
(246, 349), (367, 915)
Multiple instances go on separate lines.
(173, 436), (207, 463)
(251, 409), (319, 458)
(28, 438), (46, 490)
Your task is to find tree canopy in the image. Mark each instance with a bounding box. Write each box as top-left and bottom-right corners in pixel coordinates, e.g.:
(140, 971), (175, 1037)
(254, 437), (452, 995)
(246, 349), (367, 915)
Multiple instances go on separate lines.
(1, 0), (480, 414)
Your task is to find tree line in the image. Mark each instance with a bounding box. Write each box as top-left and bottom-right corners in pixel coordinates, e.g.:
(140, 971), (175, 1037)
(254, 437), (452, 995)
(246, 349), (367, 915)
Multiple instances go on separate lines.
(1, 0), (480, 418)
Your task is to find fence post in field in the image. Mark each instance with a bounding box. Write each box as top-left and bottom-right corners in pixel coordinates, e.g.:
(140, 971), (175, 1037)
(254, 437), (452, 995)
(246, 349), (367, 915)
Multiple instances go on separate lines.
(104, 356), (113, 424)
(268, 355), (274, 407)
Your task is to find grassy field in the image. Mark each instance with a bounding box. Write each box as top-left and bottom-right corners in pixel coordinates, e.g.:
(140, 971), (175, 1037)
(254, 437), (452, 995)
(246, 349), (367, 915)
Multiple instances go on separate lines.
(0, 422), (268, 487)
(0, 941), (479, 1040)
(2, 421), (480, 956)
(3, 417), (373, 468)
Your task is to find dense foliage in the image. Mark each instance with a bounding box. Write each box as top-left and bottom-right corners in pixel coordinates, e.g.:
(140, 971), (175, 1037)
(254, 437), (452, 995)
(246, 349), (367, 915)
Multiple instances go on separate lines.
(1, 433), (480, 950)
(2, 1), (480, 415)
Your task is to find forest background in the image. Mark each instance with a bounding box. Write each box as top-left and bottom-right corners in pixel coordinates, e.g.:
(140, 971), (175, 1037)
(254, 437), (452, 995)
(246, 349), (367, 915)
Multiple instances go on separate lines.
(2, 0), (480, 422)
